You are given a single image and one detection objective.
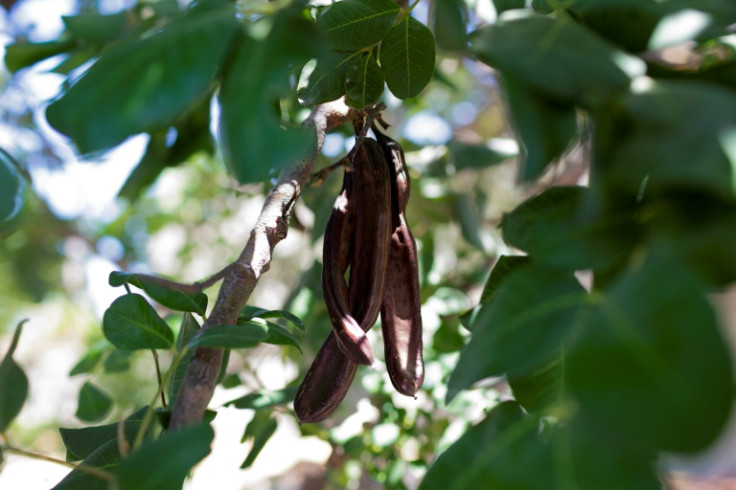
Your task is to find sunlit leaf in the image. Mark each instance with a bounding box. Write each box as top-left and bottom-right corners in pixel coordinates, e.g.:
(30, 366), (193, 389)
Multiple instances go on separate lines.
(187, 323), (268, 349)
(381, 15), (436, 99)
(345, 50), (385, 108)
(102, 294), (174, 350)
(108, 271), (208, 315)
(298, 50), (359, 106)
(224, 387), (298, 410)
(316, 0), (400, 51)
(220, 9), (322, 182)
(46, 0), (238, 154)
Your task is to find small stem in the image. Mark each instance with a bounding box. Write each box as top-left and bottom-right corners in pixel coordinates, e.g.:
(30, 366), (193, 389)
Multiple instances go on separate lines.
(151, 350), (167, 411)
(407, 0), (422, 13)
(133, 347), (189, 449)
(123, 284), (132, 295)
(1, 445), (115, 482)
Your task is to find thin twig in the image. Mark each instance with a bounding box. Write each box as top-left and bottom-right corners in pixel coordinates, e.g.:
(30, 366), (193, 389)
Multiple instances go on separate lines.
(1, 445), (115, 482)
(151, 350), (166, 411)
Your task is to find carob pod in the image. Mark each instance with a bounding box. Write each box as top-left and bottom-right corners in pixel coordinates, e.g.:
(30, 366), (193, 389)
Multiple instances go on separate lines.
(374, 126), (424, 397)
(321, 167), (374, 366)
(347, 137), (393, 330)
(294, 332), (359, 424)
(296, 137), (392, 423)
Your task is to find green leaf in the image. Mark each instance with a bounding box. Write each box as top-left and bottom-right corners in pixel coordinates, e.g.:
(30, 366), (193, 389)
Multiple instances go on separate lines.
(4, 38), (78, 72)
(470, 15), (642, 106)
(501, 186), (638, 270)
(45, 1), (239, 154)
(0, 320), (29, 432)
(419, 401), (551, 490)
(479, 255), (531, 304)
(219, 10), (322, 182)
(240, 411), (278, 468)
(187, 323), (268, 349)
(492, 0), (525, 14)
(381, 15), (436, 99)
(102, 294), (174, 350)
(530, 0), (553, 14)
(221, 372), (242, 389)
(452, 192), (486, 252)
(501, 73), (578, 181)
(76, 381), (113, 422)
(62, 12), (128, 43)
(446, 138), (518, 171)
(108, 272), (208, 314)
(447, 265), (585, 402)
(224, 387), (298, 410)
(0, 150), (23, 221)
(507, 357), (563, 414)
(433, 0), (468, 52)
(551, 415), (660, 490)
(242, 307), (306, 331)
(116, 422), (214, 490)
(169, 313), (201, 406)
(567, 256), (734, 453)
(345, 50), (385, 108)
(69, 342), (108, 376)
(262, 321), (303, 353)
(103, 349), (133, 373)
(596, 81), (736, 201)
(432, 317), (465, 353)
(61, 407), (149, 461)
(297, 50), (358, 106)
(52, 439), (120, 490)
(316, 0), (400, 51)
(569, 0), (664, 53)
(649, 199), (736, 288)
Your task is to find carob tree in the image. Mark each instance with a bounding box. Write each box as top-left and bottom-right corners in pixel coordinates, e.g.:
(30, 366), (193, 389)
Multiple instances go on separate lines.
(1, 0), (736, 488)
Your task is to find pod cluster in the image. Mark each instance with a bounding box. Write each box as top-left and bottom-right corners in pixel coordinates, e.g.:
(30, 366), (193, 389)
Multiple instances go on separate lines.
(294, 125), (424, 424)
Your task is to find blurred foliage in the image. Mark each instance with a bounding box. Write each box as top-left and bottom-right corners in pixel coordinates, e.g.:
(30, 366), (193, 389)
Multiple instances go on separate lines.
(0, 0), (735, 488)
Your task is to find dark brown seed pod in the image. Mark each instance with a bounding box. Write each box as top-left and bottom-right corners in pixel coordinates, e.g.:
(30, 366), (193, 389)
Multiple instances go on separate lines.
(374, 127), (424, 397)
(295, 137), (393, 423)
(322, 169), (374, 366)
(294, 332), (359, 424)
(348, 138), (393, 330)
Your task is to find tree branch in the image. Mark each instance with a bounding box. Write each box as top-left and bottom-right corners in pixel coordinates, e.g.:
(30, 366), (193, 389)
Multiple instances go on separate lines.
(168, 100), (352, 430)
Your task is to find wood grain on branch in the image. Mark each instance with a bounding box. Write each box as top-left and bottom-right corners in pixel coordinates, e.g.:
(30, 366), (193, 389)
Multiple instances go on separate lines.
(169, 100), (351, 430)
